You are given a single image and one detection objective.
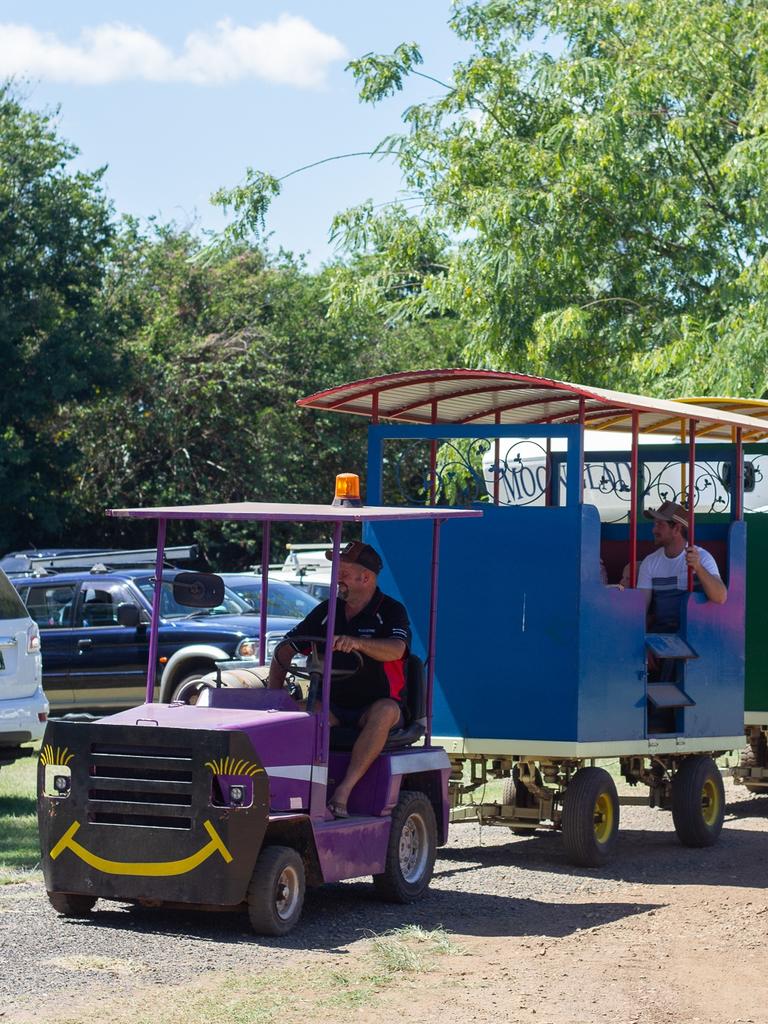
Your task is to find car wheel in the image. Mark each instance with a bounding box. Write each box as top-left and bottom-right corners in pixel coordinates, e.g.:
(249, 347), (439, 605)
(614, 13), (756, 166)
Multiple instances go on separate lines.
(171, 673), (213, 705)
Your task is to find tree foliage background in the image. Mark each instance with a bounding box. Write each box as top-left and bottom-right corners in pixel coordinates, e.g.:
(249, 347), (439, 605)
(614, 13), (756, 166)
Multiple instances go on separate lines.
(223, 0), (768, 396)
(0, 87), (461, 559)
(0, 85), (118, 549)
(60, 227), (461, 562)
(5, 0), (768, 556)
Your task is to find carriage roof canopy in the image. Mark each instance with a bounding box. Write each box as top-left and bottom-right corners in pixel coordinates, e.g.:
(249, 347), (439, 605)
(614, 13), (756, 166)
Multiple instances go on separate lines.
(106, 501), (480, 522)
(298, 369), (768, 440)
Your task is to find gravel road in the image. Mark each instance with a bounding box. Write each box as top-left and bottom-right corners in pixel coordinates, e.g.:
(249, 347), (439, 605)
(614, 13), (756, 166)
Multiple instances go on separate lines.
(3, 778), (768, 1024)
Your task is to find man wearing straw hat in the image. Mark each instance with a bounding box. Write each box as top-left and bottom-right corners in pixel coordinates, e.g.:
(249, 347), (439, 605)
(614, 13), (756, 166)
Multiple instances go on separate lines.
(637, 500), (727, 635)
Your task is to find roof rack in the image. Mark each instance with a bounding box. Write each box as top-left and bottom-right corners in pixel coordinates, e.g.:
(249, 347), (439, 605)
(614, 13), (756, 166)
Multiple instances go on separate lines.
(6, 546), (198, 577)
(285, 542), (331, 551)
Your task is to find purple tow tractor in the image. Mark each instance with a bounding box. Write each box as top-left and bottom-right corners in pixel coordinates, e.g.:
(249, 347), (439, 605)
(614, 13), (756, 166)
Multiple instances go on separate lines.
(37, 489), (479, 934)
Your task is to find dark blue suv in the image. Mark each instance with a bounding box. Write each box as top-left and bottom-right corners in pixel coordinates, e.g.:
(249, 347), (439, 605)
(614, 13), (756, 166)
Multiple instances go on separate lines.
(13, 567), (301, 714)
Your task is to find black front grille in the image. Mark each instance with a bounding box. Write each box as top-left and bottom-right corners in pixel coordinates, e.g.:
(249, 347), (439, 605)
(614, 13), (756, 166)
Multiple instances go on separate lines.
(87, 742), (196, 829)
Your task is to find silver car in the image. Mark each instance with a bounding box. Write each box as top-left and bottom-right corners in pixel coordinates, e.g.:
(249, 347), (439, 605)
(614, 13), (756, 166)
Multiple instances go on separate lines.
(0, 568), (48, 768)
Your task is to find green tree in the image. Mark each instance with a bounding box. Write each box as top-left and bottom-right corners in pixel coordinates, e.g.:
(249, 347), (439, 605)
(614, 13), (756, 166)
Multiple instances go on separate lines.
(217, 1), (768, 396)
(0, 85), (117, 549)
(63, 226), (462, 564)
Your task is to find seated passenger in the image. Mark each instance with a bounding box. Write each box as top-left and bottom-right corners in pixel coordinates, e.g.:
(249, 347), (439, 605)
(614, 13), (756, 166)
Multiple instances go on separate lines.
(267, 540), (410, 818)
(638, 501), (727, 634)
(638, 501), (726, 691)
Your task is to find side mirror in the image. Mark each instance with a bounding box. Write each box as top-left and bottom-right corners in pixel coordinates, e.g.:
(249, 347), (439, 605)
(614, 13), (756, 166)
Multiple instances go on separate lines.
(172, 572), (225, 608)
(116, 603), (140, 628)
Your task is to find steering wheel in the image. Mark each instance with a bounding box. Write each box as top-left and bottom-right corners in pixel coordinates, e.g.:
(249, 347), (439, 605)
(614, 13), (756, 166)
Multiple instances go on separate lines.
(278, 635), (363, 681)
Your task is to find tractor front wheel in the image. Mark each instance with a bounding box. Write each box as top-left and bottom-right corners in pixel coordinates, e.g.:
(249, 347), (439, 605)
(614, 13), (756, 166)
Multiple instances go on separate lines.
(247, 846), (305, 936)
(47, 891), (96, 917)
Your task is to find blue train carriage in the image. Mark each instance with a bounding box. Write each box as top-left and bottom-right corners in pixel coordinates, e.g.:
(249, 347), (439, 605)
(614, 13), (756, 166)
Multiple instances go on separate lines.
(298, 369), (768, 866)
(670, 397), (768, 797)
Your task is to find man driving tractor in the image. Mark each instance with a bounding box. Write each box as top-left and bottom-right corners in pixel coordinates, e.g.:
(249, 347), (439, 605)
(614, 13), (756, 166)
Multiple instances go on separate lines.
(267, 540), (410, 818)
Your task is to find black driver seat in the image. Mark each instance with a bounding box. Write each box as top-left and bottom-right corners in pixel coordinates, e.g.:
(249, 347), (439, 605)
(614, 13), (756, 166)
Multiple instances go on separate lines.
(329, 653), (427, 752)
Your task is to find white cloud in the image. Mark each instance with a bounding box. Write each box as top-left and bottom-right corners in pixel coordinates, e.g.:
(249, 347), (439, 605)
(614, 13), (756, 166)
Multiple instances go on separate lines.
(0, 15), (348, 88)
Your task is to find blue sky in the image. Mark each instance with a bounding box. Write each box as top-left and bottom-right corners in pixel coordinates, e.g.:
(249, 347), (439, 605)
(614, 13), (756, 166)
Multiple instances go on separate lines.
(0, 2), (470, 265)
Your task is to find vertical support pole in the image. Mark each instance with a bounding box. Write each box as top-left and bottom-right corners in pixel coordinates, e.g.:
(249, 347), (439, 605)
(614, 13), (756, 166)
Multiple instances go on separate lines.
(425, 518), (443, 747)
(687, 419), (697, 592)
(318, 521), (343, 772)
(578, 398), (586, 501)
(493, 411), (501, 506)
(366, 426), (384, 505)
(735, 427), (744, 520)
(258, 521), (271, 666)
(429, 400), (438, 505)
(545, 436), (552, 506)
(630, 413), (639, 587)
(680, 418), (687, 504)
(366, 395), (382, 506)
(145, 518), (167, 705)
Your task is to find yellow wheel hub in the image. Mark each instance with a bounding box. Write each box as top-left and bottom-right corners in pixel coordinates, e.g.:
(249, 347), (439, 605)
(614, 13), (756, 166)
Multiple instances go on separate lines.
(593, 792), (614, 844)
(701, 777), (721, 827)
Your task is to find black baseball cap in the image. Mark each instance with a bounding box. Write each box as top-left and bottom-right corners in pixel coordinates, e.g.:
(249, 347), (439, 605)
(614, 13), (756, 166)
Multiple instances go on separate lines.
(325, 540), (383, 574)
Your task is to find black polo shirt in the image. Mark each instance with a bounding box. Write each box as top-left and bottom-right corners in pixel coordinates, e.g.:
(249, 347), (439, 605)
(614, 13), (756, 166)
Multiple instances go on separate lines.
(285, 587), (411, 710)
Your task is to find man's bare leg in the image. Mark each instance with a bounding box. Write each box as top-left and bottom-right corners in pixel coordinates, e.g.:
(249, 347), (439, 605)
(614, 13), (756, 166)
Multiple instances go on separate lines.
(330, 699), (401, 813)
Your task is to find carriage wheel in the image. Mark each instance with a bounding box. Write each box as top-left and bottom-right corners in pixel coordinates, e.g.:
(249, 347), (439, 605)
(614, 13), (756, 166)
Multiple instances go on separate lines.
(671, 756), (724, 847)
(562, 767), (619, 867)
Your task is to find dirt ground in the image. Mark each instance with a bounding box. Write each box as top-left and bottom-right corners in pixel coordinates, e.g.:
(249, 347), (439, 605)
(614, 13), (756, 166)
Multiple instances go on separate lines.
(3, 777), (767, 1024)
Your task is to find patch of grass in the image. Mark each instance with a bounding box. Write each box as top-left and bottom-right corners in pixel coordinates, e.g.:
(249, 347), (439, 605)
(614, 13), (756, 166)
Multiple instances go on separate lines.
(131, 972), (299, 1024)
(371, 932), (424, 973)
(0, 748), (40, 876)
(393, 923), (464, 955)
(370, 924), (463, 975)
(321, 926), (464, 1013)
(322, 969), (388, 1011)
(24, 926), (469, 1024)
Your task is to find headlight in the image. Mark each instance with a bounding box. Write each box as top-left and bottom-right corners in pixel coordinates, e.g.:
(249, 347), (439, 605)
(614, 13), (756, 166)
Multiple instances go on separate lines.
(236, 638), (257, 658)
(43, 764), (72, 798)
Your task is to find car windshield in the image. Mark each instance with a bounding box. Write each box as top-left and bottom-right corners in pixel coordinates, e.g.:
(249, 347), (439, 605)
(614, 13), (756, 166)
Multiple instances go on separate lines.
(227, 579), (319, 618)
(137, 579), (252, 619)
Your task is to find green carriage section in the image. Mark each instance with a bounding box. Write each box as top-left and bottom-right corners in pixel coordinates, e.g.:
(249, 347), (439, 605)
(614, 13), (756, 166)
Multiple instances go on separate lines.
(745, 511), (768, 716)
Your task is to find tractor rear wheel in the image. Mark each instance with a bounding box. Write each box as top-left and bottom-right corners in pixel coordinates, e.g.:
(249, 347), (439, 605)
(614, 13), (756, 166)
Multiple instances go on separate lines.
(672, 756), (724, 847)
(373, 791), (437, 902)
(247, 846), (305, 936)
(561, 767), (619, 867)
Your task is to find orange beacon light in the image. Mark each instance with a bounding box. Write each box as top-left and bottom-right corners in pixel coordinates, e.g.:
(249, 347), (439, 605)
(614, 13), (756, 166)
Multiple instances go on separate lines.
(332, 472), (363, 507)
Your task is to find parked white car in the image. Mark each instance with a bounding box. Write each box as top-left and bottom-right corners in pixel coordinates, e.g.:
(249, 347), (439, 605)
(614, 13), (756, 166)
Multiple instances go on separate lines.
(0, 568), (47, 768)
(269, 543), (332, 601)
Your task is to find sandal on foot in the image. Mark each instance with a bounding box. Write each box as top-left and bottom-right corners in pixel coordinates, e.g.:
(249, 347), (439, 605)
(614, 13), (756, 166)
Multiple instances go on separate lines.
(328, 800), (349, 819)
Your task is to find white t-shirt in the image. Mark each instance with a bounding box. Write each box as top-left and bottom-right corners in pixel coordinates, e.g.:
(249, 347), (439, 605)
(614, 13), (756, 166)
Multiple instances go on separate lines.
(637, 545), (721, 631)
(637, 545), (721, 592)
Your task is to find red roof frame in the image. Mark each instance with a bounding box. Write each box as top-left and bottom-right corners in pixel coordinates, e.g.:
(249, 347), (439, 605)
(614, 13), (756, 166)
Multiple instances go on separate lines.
(298, 369), (768, 439)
